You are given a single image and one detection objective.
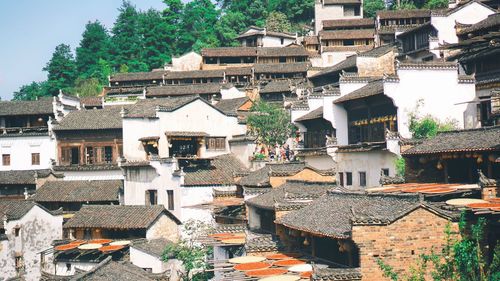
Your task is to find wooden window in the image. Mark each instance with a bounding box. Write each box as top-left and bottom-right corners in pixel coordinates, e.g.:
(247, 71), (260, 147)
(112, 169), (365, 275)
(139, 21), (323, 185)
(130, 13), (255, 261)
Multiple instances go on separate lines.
(346, 172), (352, 186)
(359, 172), (366, 187)
(31, 153), (40, 165)
(167, 190), (174, 211)
(104, 146), (113, 163)
(339, 172), (344, 187)
(85, 147), (94, 164)
(14, 227), (20, 237)
(145, 190), (158, 206)
(206, 137), (226, 150)
(382, 168), (389, 176)
(2, 154), (10, 166)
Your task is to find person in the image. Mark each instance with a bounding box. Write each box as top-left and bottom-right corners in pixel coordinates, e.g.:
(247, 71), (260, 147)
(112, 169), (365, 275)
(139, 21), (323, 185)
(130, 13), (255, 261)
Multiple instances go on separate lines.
(284, 144), (290, 161)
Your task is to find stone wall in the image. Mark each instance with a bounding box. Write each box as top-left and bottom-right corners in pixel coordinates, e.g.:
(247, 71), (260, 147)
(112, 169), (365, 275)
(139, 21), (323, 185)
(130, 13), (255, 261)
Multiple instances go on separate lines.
(351, 207), (458, 280)
(269, 169), (335, 187)
(357, 51), (396, 77)
(146, 214), (180, 242)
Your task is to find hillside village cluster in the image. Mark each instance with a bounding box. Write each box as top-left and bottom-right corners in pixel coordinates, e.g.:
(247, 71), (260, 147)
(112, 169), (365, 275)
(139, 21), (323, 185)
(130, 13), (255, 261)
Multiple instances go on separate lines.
(1, 0), (500, 280)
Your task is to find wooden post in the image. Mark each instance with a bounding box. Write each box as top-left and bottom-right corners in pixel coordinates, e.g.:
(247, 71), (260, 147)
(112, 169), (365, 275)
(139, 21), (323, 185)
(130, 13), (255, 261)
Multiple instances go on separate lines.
(443, 160), (449, 183)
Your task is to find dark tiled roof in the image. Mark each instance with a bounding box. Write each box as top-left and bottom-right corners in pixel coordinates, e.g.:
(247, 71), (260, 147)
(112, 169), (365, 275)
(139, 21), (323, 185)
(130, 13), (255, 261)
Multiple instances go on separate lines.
(324, 0), (361, 4)
(104, 86), (144, 96)
(53, 164), (120, 171)
(257, 46), (309, 57)
(0, 97), (53, 117)
(183, 154), (247, 186)
(295, 106), (324, 122)
(312, 267), (362, 281)
(53, 106), (123, 130)
(33, 180), (121, 203)
(201, 47), (257, 57)
(309, 55), (357, 78)
(259, 80), (293, 94)
(214, 97), (250, 116)
(165, 131), (208, 137)
(245, 233), (284, 253)
(336, 141), (387, 153)
(254, 62), (309, 74)
(123, 95), (199, 118)
(237, 26), (296, 39)
(165, 69), (224, 80)
(458, 12), (500, 35)
(322, 18), (374, 29)
(402, 126), (500, 155)
(246, 179), (337, 210)
(276, 192), (422, 238)
(131, 238), (173, 258)
(377, 9), (431, 19)
(225, 67), (253, 76)
(358, 44), (396, 57)
(147, 83), (221, 97)
(319, 29), (374, 40)
(80, 97), (103, 107)
(64, 205), (181, 229)
(322, 45), (373, 52)
(109, 71), (167, 83)
(0, 200), (37, 222)
(71, 257), (155, 281)
(333, 79), (384, 104)
(0, 169), (55, 185)
(303, 36), (320, 45)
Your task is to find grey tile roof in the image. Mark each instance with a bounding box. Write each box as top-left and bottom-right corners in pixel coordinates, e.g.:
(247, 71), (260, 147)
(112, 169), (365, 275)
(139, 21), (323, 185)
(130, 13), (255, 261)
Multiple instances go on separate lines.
(259, 80), (293, 94)
(165, 69), (224, 80)
(276, 192), (428, 239)
(64, 205), (181, 229)
(123, 96), (199, 118)
(333, 79), (384, 104)
(80, 97), (103, 108)
(254, 62), (309, 74)
(357, 43), (396, 57)
(309, 55), (357, 79)
(131, 238), (173, 258)
(322, 18), (374, 29)
(246, 179), (337, 210)
(0, 97), (53, 117)
(53, 164), (121, 171)
(0, 200), (37, 222)
(323, 0), (361, 4)
(245, 233), (284, 253)
(237, 26), (297, 39)
(201, 47), (258, 57)
(458, 12), (500, 35)
(402, 126), (500, 155)
(303, 36), (320, 45)
(71, 257), (155, 281)
(33, 180), (121, 203)
(319, 29), (374, 40)
(147, 83), (221, 97)
(109, 71), (167, 83)
(377, 9), (431, 19)
(183, 154), (247, 186)
(295, 106), (324, 122)
(312, 267), (362, 281)
(238, 162), (335, 187)
(104, 86), (144, 96)
(257, 46), (309, 57)
(53, 106), (124, 130)
(214, 97), (250, 116)
(0, 169), (55, 185)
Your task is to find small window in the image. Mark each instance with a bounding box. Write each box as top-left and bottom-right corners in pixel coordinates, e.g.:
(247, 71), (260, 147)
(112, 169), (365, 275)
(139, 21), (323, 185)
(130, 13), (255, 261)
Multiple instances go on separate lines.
(279, 57), (287, 63)
(167, 190), (174, 211)
(31, 153), (40, 165)
(2, 154), (10, 166)
(206, 137), (226, 150)
(339, 172), (344, 187)
(104, 146), (113, 163)
(66, 263), (71, 272)
(146, 190), (158, 206)
(14, 227), (20, 237)
(346, 172), (353, 186)
(359, 172), (366, 187)
(280, 38), (285, 45)
(343, 39), (354, 46)
(382, 168), (389, 176)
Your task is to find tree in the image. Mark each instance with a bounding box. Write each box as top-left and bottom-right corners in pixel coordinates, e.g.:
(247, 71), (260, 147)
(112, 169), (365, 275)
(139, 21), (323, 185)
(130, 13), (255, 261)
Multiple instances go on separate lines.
(395, 0), (418, 9)
(110, 1), (147, 72)
(13, 81), (49, 101)
(43, 44), (77, 96)
(216, 11), (248, 46)
(266, 11), (292, 33)
(139, 9), (171, 69)
(247, 101), (295, 146)
(364, 0), (386, 18)
(75, 21), (110, 81)
(72, 78), (102, 97)
(163, 0), (184, 58)
(268, 0), (314, 24)
(424, 0), (448, 9)
(408, 100), (458, 139)
(178, 0), (220, 53)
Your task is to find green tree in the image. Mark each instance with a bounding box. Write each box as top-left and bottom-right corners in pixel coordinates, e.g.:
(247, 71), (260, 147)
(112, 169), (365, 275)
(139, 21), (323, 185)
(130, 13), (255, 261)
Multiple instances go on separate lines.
(395, 0), (418, 9)
(139, 9), (171, 69)
(216, 11), (248, 46)
(266, 11), (292, 33)
(75, 21), (110, 81)
(247, 101), (295, 146)
(424, 0), (448, 9)
(73, 78), (102, 97)
(43, 44), (77, 96)
(163, 0), (184, 57)
(110, 1), (147, 72)
(268, 0), (314, 24)
(13, 81), (49, 101)
(178, 0), (220, 53)
(408, 100), (458, 139)
(364, 0), (386, 18)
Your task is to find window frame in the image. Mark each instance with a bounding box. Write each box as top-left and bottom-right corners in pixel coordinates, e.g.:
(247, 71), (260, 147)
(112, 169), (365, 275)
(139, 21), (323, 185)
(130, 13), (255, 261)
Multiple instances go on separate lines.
(167, 190), (175, 211)
(31, 153), (40, 166)
(346, 172), (353, 186)
(206, 137), (226, 151)
(359, 171), (367, 187)
(2, 154), (11, 166)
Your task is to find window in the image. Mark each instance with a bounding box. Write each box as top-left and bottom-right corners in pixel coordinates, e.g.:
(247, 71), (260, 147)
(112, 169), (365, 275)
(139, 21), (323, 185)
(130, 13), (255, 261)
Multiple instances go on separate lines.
(382, 168), (389, 176)
(343, 39), (354, 46)
(339, 172), (344, 187)
(167, 190), (175, 211)
(145, 190), (158, 206)
(14, 227), (20, 237)
(70, 147), (80, 165)
(359, 172), (366, 187)
(279, 57), (287, 63)
(2, 154), (10, 166)
(346, 172), (353, 186)
(85, 147), (94, 164)
(206, 137), (226, 150)
(15, 256), (23, 272)
(66, 263), (71, 272)
(104, 146), (113, 163)
(280, 38), (285, 45)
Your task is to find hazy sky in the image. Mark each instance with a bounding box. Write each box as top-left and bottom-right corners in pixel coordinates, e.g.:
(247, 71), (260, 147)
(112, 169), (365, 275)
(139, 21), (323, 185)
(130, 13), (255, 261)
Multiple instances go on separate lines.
(0, 0), (166, 100)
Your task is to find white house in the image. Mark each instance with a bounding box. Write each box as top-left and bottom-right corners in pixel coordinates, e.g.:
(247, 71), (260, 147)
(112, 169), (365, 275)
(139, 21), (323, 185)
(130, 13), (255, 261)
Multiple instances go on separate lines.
(237, 26), (297, 47)
(314, 0), (363, 34)
(130, 238), (182, 275)
(166, 51), (203, 71)
(0, 200), (63, 281)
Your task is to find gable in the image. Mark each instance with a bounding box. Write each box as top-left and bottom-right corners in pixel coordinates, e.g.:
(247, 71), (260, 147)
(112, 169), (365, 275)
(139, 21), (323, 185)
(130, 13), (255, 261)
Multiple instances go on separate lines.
(239, 100), (254, 111)
(270, 168), (335, 187)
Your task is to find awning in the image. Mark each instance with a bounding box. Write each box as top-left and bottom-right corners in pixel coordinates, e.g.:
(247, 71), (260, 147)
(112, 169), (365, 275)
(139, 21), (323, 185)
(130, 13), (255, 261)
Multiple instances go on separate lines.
(139, 136), (160, 142)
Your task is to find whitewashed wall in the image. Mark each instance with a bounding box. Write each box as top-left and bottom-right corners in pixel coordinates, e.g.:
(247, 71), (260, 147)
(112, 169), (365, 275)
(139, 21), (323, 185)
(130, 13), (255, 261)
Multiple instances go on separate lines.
(262, 36), (295, 47)
(122, 118), (161, 161)
(321, 51), (357, 67)
(0, 135), (55, 171)
(55, 261), (96, 276)
(61, 170), (124, 181)
(314, 2), (362, 34)
(170, 51), (203, 71)
(130, 247), (168, 274)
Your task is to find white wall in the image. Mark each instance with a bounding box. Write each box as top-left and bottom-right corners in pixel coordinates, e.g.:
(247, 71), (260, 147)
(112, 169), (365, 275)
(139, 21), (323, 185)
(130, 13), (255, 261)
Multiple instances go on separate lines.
(55, 261), (96, 276)
(262, 36), (295, 47)
(170, 51), (202, 71)
(321, 51), (357, 67)
(315, 2), (362, 34)
(0, 135), (55, 171)
(303, 155), (336, 170)
(123, 118), (160, 161)
(431, 3), (494, 45)
(336, 150), (398, 188)
(61, 170), (124, 181)
(230, 141), (256, 169)
(247, 206), (261, 230)
(4, 205), (63, 281)
(130, 247), (167, 274)
(0, 239), (16, 281)
(220, 87), (246, 100)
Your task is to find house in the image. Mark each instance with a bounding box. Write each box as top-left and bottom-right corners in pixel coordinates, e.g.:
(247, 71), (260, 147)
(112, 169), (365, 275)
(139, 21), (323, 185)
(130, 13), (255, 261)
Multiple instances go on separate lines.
(246, 179), (338, 233)
(109, 70), (167, 87)
(0, 169), (62, 200)
(63, 205), (181, 241)
(130, 238), (181, 275)
(51, 106), (124, 180)
(166, 51), (203, 71)
(314, 0), (363, 34)
(376, 9), (431, 46)
(275, 191), (460, 280)
(146, 83), (223, 101)
(258, 79), (301, 103)
(254, 62), (309, 81)
(0, 98), (56, 171)
(0, 200), (63, 281)
(69, 257), (159, 281)
(402, 126), (500, 185)
(444, 12), (500, 126)
(32, 180), (122, 212)
(237, 26), (297, 47)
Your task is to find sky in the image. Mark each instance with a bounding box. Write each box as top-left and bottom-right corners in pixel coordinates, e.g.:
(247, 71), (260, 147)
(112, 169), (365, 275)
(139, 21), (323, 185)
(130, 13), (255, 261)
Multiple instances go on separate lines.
(0, 0), (166, 100)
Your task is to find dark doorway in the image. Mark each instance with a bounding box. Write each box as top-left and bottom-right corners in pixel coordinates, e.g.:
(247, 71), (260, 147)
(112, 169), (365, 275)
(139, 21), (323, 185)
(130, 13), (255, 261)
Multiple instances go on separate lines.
(71, 147), (79, 165)
(447, 158), (479, 183)
(169, 138), (198, 157)
(314, 237), (360, 267)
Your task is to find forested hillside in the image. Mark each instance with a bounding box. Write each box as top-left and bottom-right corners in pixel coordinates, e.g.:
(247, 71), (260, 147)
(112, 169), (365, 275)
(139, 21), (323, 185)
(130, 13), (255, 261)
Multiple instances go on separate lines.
(14, 0), (447, 101)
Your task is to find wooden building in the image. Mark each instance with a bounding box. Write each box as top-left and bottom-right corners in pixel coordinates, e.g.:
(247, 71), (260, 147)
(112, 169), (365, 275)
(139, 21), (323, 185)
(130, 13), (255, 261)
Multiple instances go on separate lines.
(376, 9), (431, 46)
